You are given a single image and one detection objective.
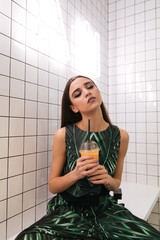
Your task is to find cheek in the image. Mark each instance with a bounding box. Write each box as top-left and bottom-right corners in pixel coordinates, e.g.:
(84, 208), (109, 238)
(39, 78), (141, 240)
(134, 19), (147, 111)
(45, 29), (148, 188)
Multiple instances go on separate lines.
(70, 98), (82, 109)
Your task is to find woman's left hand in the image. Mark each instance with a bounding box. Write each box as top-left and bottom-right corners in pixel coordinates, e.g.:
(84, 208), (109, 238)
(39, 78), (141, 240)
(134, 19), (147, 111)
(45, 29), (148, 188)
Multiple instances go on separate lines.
(88, 164), (111, 185)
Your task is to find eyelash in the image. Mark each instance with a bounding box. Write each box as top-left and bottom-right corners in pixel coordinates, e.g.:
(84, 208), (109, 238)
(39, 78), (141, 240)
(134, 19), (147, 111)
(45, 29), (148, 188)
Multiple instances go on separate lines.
(87, 85), (94, 89)
(74, 84), (94, 98)
(75, 93), (81, 98)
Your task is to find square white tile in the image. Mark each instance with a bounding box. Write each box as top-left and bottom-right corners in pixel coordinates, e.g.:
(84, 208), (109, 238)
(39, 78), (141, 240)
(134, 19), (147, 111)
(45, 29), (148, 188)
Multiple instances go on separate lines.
(37, 152), (48, 169)
(23, 190), (36, 211)
(49, 120), (57, 135)
(26, 64), (37, 84)
(0, 0), (11, 17)
(9, 117), (24, 137)
(37, 168), (48, 187)
(137, 163), (146, 174)
(37, 135), (48, 152)
(7, 214), (22, 240)
(11, 40), (25, 62)
(24, 136), (36, 154)
(38, 69), (48, 87)
(26, 12), (39, 33)
(38, 53), (49, 71)
(0, 158), (7, 179)
(38, 102), (48, 119)
(8, 156), (23, 177)
(49, 73), (59, 89)
(0, 75), (9, 96)
(26, 29), (38, 49)
(26, 82), (37, 101)
(8, 175), (22, 198)
(0, 13), (11, 36)
(38, 86), (48, 103)
(147, 143), (157, 155)
(0, 179), (7, 201)
(0, 138), (8, 158)
(12, 2), (26, 26)
(38, 119), (48, 135)
(25, 100), (37, 118)
(8, 194), (22, 218)
(36, 201), (47, 221)
(23, 172), (36, 192)
(0, 34), (10, 56)
(9, 137), (23, 156)
(36, 185), (47, 204)
(0, 221), (6, 240)
(26, 47), (38, 67)
(23, 208), (35, 229)
(27, 0), (39, 17)
(12, 21), (25, 44)
(24, 154), (36, 173)
(0, 55), (10, 76)
(0, 117), (8, 137)
(25, 118), (37, 136)
(10, 78), (24, 99)
(10, 98), (24, 117)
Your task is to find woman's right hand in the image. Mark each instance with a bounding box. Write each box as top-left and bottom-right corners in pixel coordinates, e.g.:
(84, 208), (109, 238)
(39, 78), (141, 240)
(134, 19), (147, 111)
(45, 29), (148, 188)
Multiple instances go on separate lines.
(73, 156), (99, 180)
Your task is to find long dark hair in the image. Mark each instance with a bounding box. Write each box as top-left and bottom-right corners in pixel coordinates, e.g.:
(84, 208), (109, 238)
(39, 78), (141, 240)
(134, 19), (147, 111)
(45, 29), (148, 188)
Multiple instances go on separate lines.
(61, 75), (111, 127)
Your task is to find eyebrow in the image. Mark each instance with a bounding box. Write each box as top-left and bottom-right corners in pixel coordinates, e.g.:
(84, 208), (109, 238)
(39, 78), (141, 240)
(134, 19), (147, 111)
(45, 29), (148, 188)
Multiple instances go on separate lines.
(71, 81), (93, 97)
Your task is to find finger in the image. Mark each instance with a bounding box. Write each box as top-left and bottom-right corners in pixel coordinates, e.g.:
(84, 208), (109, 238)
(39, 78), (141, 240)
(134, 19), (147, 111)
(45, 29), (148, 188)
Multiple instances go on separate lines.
(78, 160), (99, 168)
(88, 173), (107, 181)
(79, 164), (99, 173)
(78, 156), (98, 163)
(80, 156), (94, 160)
(89, 179), (105, 184)
(87, 167), (106, 177)
(86, 167), (99, 176)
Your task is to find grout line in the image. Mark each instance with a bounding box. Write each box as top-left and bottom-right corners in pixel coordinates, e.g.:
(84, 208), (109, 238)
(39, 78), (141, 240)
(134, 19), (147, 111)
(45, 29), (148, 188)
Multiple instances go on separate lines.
(6, 0), (13, 238)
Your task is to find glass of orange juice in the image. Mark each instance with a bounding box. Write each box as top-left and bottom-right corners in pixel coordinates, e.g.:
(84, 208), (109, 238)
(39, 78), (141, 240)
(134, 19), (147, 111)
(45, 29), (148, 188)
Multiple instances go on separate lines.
(79, 140), (99, 162)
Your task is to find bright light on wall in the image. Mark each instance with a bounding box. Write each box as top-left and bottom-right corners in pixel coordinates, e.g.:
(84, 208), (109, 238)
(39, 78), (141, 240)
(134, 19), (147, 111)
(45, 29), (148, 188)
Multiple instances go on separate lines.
(71, 20), (100, 78)
(25, 0), (69, 62)
(44, 0), (69, 62)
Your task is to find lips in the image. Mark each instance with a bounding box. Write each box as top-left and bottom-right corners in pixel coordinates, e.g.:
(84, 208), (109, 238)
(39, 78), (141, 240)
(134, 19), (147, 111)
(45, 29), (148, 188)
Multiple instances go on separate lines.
(88, 97), (96, 103)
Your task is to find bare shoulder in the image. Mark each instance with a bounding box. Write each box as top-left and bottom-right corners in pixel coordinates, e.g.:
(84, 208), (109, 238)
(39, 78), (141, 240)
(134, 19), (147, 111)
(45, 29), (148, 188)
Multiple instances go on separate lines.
(119, 128), (129, 143)
(52, 127), (66, 152)
(53, 127), (66, 146)
(54, 127), (65, 139)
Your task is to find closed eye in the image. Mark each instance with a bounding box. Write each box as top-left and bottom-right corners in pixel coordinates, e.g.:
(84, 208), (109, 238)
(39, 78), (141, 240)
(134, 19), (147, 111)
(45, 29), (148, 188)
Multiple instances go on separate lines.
(74, 91), (81, 98)
(85, 82), (95, 90)
(87, 85), (94, 89)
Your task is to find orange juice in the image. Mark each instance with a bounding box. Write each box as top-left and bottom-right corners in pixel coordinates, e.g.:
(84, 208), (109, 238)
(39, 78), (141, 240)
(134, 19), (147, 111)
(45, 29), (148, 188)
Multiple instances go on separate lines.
(80, 149), (99, 160)
(79, 140), (99, 163)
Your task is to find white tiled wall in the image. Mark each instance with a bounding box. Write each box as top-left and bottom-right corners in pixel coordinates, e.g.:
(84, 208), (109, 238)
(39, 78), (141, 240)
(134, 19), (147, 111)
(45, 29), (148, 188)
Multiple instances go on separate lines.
(0, 0), (108, 239)
(108, 0), (160, 231)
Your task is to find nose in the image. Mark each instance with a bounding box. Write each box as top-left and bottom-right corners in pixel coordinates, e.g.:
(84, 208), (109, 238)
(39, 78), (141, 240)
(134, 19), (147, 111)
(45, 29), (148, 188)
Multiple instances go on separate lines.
(84, 88), (90, 97)
(83, 88), (91, 97)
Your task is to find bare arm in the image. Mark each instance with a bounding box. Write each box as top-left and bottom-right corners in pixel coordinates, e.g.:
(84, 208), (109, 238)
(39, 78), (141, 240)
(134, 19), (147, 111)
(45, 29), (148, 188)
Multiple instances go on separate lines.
(48, 127), (77, 194)
(105, 129), (129, 191)
(88, 129), (129, 191)
(49, 127), (99, 194)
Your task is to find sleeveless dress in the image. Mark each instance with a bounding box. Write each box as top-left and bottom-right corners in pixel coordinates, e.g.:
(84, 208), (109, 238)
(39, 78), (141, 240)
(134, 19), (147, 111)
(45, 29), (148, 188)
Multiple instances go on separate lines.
(15, 124), (160, 240)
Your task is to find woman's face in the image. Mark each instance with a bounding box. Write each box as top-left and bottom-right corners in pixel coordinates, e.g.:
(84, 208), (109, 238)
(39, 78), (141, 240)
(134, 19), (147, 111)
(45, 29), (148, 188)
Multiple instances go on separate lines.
(69, 77), (102, 115)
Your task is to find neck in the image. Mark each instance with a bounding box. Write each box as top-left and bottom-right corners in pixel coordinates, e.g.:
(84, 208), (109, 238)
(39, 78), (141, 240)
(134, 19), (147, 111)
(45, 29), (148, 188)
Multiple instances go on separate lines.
(77, 107), (108, 132)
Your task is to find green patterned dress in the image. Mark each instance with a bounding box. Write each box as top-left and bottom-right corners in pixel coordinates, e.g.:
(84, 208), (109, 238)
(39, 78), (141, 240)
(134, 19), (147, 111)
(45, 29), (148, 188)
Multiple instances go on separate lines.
(16, 124), (160, 240)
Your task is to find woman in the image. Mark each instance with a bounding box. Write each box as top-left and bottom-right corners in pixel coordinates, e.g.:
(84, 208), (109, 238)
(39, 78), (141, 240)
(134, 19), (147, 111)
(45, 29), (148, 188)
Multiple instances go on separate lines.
(16, 76), (160, 239)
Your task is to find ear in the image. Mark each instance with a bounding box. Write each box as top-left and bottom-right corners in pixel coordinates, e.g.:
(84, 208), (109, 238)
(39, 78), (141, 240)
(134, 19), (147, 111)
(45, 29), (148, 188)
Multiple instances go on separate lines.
(69, 105), (79, 113)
